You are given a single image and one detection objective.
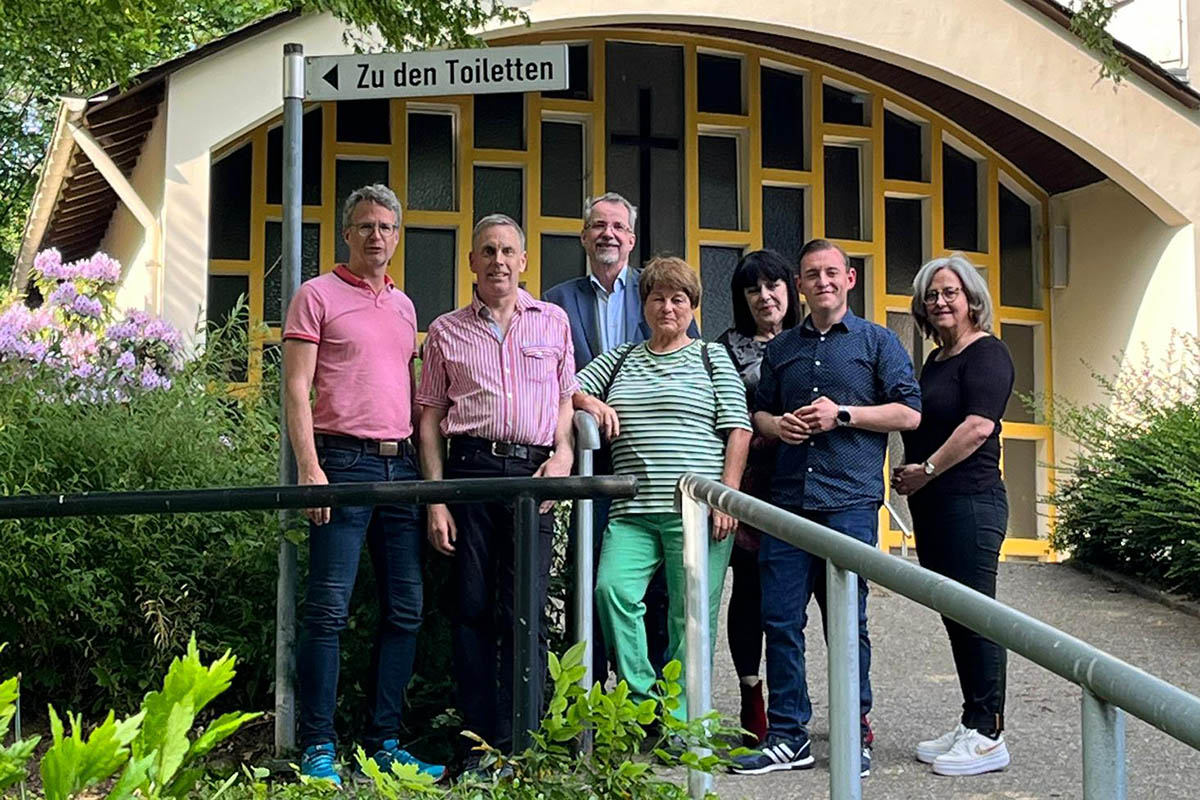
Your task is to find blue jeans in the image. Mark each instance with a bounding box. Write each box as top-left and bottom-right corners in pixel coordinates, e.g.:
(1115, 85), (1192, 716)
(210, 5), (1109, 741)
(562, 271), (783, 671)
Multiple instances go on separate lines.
(297, 443), (424, 751)
(760, 504), (877, 738)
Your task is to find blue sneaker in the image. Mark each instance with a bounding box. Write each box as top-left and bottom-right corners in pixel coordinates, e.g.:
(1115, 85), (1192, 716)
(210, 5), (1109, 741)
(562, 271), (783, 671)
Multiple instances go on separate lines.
(360, 739), (446, 783)
(729, 732), (815, 774)
(300, 742), (342, 786)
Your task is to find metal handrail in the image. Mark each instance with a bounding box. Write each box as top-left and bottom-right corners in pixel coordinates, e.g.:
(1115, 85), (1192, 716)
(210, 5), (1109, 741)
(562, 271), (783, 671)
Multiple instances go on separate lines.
(572, 411), (602, 696)
(677, 473), (1200, 800)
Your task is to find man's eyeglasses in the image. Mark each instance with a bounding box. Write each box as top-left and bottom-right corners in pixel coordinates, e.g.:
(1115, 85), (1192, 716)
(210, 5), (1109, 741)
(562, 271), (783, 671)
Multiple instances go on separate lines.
(586, 220), (632, 234)
(352, 222), (398, 237)
(923, 286), (962, 305)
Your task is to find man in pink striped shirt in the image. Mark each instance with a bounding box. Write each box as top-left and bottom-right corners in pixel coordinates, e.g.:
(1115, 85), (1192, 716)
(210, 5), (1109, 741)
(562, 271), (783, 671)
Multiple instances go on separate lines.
(417, 213), (577, 764)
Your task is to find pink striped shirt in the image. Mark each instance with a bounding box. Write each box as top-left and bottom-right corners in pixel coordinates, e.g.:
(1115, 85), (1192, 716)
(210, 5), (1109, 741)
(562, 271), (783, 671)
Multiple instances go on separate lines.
(416, 289), (578, 446)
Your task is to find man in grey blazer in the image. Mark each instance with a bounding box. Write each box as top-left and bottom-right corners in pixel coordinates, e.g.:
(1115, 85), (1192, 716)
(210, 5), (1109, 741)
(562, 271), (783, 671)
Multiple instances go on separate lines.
(543, 192), (696, 684)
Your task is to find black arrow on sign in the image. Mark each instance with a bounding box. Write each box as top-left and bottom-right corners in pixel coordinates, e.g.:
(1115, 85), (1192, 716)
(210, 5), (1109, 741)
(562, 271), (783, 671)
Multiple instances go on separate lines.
(322, 65), (339, 90)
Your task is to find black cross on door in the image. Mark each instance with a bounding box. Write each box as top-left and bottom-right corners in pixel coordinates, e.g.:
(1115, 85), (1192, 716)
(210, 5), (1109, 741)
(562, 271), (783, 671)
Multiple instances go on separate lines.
(609, 88), (680, 259)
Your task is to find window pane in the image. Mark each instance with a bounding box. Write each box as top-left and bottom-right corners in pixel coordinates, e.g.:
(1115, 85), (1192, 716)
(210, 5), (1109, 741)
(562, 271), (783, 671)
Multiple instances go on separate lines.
(336, 98), (390, 144)
(762, 185), (806, 268)
(473, 166), (523, 227)
(1004, 438), (1040, 539)
(404, 228), (456, 330)
(474, 92), (524, 150)
(544, 43), (590, 100)
(884, 110), (923, 182)
(823, 84), (866, 126)
(209, 143), (252, 260)
(267, 107), (323, 205)
(1000, 184), (1040, 309)
(605, 41), (685, 269)
(700, 246), (742, 339)
(847, 256), (867, 318)
(206, 274), (249, 382)
(540, 233), (587, 293)
(761, 67), (805, 170)
(697, 53), (742, 114)
(1001, 322), (1036, 423)
(263, 221), (321, 325)
(943, 144), (981, 252)
(699, 135), (739, 230)
(824, 145), (862, 241)
(885, 197), (924, 295)
(335, 160), (390, 263)
(407, 112), (455, 212)
(541, 121), (584, 218)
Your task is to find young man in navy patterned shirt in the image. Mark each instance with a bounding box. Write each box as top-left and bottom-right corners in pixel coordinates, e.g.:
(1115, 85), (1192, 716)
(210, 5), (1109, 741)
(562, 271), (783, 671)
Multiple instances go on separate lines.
(731, 239), (921, 779)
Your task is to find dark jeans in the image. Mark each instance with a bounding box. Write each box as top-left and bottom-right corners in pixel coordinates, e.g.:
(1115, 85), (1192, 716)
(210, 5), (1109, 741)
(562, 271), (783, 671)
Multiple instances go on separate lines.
(910, 485), (1008, 734)
(297, 444), (423, 751)
(446, 440), (554, 753)
(727, 542), (763, 678)
(760, 504), (877, 738)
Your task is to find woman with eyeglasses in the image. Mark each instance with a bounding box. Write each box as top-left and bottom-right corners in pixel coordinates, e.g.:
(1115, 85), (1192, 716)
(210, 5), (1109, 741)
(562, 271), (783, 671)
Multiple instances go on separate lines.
(891, 253), (1015, 777)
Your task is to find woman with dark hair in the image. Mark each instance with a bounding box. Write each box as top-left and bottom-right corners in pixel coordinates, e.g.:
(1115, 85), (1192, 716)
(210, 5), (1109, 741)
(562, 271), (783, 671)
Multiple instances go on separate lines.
(715, 249), (800, 745)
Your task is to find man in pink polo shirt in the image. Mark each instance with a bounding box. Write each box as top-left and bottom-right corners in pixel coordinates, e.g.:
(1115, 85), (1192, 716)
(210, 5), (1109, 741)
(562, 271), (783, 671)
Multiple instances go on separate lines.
(283, 184), (443, 785)
(417, 213), (577, 766)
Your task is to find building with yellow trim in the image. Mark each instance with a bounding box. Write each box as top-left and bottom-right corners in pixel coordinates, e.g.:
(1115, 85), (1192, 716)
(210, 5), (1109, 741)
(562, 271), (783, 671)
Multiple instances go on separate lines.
(16, 1), (1200, 560)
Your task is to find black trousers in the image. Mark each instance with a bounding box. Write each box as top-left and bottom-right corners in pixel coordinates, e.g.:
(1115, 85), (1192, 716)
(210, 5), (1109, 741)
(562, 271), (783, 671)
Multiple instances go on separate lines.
(727, 541), (763, 678)
(446, 440), (554, 753)
(910, 484), (1008, 734)
(566, 445), (670, 683)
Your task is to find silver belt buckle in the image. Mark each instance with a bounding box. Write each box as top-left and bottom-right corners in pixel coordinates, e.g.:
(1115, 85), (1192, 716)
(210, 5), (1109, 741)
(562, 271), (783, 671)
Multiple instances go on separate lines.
(379, 440), (400, 457)
(490, 441), (505, 457)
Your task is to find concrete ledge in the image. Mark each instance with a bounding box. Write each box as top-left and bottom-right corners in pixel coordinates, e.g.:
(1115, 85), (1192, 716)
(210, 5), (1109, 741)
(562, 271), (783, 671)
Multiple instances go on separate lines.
(1066, 559), (1200, 621)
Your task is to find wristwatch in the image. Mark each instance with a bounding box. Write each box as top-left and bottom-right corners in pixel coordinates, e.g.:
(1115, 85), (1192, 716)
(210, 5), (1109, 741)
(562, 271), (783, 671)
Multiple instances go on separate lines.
(836, 405), (852, 427)
(921, 460), (937, 476)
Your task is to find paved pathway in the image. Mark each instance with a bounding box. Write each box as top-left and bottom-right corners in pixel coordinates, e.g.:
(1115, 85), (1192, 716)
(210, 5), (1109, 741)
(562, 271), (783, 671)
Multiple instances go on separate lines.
(701, 561), (1200, 799)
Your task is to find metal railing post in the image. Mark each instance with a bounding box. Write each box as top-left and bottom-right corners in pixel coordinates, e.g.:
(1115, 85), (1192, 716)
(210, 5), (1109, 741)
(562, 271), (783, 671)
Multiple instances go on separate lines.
(573, 411), (601, 694)
(679, 489), (712, 800)
(1082, 689), (1127, 800)
(275, 41), (304, 756)
(827, 561), (862, 800)
(513, 493), (542, 752)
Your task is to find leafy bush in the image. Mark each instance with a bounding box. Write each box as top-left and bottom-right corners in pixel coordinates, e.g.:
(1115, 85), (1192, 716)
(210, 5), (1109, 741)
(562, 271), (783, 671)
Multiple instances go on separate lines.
(1049, 331), (1200, 597)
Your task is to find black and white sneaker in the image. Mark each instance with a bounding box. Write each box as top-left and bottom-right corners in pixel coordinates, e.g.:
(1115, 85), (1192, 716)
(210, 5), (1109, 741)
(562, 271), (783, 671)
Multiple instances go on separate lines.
(729, 733), (815, 775)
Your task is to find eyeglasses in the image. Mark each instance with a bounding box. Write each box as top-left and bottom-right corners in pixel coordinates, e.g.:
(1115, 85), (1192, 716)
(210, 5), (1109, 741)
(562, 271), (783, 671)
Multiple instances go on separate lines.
(923, 286), (962, 305)
(352, 222), (398, 237)
(586, 220), (632, 234)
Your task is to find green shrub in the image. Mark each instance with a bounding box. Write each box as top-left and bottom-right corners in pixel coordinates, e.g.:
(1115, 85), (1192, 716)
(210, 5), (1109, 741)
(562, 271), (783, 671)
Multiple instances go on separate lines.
(1049, 332), (1200, 597)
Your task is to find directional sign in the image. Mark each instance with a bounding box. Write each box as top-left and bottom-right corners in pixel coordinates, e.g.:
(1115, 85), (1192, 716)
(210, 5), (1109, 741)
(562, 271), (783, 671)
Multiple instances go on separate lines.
(304, 44), (569, 101)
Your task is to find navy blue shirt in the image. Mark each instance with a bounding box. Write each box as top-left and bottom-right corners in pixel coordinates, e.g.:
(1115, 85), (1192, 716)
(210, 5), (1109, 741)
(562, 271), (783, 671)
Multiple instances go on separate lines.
(755, 310), (921, 510)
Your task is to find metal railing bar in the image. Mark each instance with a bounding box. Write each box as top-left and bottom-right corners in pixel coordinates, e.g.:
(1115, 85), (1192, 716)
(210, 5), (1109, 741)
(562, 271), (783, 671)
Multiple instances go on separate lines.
(678, 473), (1200, 752)
(0, 475), (638, 519)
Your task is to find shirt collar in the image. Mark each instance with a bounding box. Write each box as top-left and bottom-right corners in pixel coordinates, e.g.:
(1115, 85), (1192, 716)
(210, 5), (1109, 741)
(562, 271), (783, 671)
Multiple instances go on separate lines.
(471, 287), (540, 318)
(801, 307), (859, 335)
(334, 264), (394, 290)
(588, 265), (629, 295)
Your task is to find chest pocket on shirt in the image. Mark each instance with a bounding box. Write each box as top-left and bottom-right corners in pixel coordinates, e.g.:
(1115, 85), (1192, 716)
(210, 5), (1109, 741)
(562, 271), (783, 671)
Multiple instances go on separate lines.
(521, 345), (561, 382)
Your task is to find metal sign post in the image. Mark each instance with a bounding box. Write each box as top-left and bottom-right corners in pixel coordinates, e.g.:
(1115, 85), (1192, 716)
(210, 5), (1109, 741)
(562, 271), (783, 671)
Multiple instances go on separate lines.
(273, 41), (568, 755)
(275, 41), (304, 756)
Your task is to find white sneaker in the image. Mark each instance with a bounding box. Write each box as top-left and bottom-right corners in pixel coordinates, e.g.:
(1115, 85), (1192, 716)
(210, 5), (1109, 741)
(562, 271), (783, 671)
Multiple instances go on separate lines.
(915, 723), (968, 764)
(931, 727), (1010, 776)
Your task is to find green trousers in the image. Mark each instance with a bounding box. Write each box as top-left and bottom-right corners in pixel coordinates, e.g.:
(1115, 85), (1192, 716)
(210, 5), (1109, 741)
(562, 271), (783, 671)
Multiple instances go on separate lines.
(595, 512), (734, 720)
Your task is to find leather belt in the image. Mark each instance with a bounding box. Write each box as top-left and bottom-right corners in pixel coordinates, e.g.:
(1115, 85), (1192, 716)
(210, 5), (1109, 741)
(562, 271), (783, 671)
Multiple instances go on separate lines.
(314, 433), (414, 458)
(451, 436), (552, 462)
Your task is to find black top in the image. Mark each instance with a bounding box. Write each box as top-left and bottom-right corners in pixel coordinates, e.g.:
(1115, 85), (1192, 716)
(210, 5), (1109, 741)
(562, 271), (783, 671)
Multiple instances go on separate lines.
(715, 328), (768, 409)
(901, 334), (1015, 495)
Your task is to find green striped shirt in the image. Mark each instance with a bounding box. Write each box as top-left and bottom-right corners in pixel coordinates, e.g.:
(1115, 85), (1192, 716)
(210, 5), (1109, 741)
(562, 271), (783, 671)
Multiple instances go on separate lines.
(578, 340), (751, 516)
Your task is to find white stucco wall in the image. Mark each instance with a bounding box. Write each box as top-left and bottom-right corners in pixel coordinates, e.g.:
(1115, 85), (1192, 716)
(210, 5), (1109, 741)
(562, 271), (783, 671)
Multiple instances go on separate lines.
(1049, 179), (1197, 457)
(1102, 0), (1187, 71)
(102, 104), (168, 312)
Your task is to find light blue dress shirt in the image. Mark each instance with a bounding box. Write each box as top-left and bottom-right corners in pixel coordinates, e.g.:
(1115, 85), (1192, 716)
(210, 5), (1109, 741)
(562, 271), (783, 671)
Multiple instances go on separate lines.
(590, 266), (629, 354)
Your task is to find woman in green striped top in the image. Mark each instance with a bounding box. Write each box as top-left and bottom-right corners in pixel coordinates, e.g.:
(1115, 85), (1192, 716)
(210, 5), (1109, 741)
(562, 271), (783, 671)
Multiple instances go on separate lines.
(574, 256), (752, 721)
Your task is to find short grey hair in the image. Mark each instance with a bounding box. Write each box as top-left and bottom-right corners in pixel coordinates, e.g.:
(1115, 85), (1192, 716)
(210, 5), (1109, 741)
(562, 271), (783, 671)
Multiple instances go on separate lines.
(583, 192), (638, 231)
(342, 184), (402, 231)
(910, 253), (994, 344)
(472, 213), (526, 250)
